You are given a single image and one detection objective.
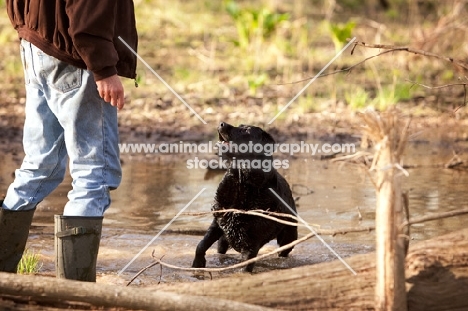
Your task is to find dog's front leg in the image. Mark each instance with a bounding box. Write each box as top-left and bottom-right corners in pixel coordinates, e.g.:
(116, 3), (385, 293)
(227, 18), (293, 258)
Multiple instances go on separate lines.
(217, 235), (230, 254)
(192, 219), (224, 268)
(242, 248), (260, 273)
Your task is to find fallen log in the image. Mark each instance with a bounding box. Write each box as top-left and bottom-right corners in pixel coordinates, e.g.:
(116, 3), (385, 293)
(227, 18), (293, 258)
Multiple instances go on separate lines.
(157, 228), (468, 310)
(0, 272), (274, 311)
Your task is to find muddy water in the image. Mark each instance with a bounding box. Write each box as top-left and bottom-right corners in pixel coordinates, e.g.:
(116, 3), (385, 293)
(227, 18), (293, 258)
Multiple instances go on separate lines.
(2, 140), (468, 285)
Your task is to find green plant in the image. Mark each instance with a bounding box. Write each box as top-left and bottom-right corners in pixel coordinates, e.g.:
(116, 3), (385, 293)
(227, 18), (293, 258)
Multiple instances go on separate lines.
(328, 20), (356, 52)
(247, 73), (267, 95)
(372, 85), (397, 110)
(225, 0), (289, 49)
(441, 69), (454, 82)
(17, 249), (42, 275)
(345, 86), (369, 109)
(372, 83), (412, 110)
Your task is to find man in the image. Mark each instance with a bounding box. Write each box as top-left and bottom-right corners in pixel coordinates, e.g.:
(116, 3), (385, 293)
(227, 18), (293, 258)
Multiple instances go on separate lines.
(0, 1), (137, 282)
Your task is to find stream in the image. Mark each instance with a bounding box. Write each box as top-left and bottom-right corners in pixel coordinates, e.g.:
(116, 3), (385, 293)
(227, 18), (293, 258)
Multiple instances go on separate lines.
(1, 139), (468, 285)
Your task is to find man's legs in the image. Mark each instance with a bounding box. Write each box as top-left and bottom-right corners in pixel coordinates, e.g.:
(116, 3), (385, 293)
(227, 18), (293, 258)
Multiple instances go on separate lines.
(1, 40), (121, 279)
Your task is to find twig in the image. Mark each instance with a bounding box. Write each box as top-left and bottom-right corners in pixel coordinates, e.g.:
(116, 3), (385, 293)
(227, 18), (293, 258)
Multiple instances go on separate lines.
(126, 206), (468, 282)
(399, 206), (468, 231)
(158, 259), (163, 284)
(445, 152), (464, 169)
(353, 41), (468, 71)
(401, 192), (410, 256)
(277, 41), (468, 86)
(332, 148), (466, 170)
(276, 48), (402, 85)
(186, 209), (308, 228)
(125, 223), (376, 285)
(126, 252), (164, 286)
(152, 232), (317, 274)
(407, 80), (468, 90)
(188, 209), (376, 235)
(330, 151), (374, 163)
(407, 80), (468, 109)
(141, 225), (377, 278)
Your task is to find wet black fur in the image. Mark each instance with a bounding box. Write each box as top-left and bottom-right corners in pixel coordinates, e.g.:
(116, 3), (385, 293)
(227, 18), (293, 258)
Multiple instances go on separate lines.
(192, 122), (298, 272)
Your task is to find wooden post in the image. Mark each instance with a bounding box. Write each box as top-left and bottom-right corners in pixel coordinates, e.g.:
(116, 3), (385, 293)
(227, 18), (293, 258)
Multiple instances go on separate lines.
(362, 110), (409, 311)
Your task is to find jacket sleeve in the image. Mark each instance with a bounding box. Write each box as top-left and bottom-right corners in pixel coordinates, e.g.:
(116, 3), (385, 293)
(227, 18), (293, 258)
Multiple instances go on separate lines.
(64, 0), (119, 81)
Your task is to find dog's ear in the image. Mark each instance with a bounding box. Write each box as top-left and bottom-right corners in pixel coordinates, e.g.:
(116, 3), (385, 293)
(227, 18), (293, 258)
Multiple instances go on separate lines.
(262, 130), (276, 144)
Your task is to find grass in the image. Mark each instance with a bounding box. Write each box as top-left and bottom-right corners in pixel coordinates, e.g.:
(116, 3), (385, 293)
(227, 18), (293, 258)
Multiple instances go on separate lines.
(345, 86), (369, 110)
(0, 0), (467, 130)
(133, 1), (466, 103)
(17, 249), (43, 275)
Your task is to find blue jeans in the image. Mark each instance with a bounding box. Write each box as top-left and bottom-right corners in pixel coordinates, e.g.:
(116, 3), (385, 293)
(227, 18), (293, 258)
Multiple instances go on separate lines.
(2, 40), (121, 216)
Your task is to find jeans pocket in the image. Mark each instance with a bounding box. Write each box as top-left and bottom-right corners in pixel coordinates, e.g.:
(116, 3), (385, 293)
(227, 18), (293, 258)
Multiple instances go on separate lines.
(45, 56), (83, 93)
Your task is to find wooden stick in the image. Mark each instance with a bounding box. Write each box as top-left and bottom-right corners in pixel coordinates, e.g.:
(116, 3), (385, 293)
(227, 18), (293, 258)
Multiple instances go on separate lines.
(153, 232), (317, 274)
(126, 253), (163, 286)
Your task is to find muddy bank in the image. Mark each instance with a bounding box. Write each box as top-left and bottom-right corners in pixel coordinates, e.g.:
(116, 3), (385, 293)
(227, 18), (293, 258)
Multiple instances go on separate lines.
(3, 98), (468, 157)
(2, 81), (465, 160)
(25, 224), (375, 287)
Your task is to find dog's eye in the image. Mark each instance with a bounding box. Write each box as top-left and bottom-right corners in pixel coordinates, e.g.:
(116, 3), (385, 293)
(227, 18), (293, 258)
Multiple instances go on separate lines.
(242, 127), (251, 134)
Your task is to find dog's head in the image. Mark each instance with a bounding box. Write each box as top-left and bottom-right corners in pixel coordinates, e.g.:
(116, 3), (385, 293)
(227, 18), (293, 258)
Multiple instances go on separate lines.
(216, 122), (279, 185)
(216, 122), (275, 160)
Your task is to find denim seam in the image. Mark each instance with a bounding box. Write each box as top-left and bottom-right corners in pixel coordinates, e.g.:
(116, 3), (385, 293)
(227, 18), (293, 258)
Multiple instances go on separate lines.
(27, 42), (39, 84)
(20, 44), (28, 85)
(101, 100), (107, 209)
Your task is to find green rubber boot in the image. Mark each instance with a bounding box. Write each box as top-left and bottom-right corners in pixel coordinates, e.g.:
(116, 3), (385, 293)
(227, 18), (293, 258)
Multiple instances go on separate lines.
(0, 201), (36, 272)
(55, 215), (103, 282)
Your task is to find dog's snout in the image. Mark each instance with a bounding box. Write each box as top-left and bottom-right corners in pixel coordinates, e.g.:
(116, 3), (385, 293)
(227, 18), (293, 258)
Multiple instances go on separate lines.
(218, 122), (232, 132)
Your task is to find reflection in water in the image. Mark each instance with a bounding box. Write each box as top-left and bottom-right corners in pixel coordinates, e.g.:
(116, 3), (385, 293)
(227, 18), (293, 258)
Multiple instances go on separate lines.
(107, 161), (178, 229)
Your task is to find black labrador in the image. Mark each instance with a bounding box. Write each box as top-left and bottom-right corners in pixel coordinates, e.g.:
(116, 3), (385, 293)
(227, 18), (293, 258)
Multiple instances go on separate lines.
(192, 122), (298, 272)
